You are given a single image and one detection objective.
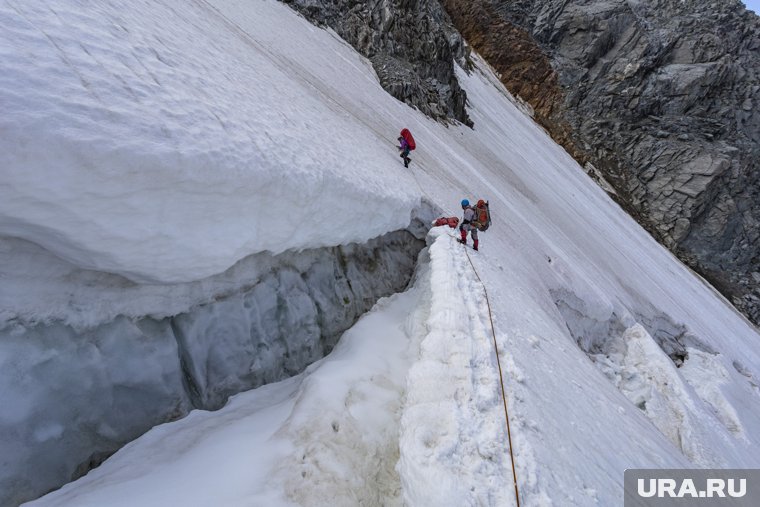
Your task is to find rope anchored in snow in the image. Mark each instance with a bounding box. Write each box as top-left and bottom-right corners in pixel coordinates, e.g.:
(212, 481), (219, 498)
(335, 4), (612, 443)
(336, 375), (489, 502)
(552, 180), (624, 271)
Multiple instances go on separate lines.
(462, 245), (521, 507)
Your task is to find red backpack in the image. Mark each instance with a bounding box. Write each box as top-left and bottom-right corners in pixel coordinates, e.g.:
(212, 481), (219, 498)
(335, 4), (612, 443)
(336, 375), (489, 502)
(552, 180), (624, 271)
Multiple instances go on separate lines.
(473, 200), (491, 231)
(433, 217), (460, 228)
(400, 128), (416, 150)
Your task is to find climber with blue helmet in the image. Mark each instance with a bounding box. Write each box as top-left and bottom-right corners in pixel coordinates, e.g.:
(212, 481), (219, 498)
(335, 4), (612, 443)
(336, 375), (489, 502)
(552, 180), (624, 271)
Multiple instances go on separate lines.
(458, 198), (479, 250)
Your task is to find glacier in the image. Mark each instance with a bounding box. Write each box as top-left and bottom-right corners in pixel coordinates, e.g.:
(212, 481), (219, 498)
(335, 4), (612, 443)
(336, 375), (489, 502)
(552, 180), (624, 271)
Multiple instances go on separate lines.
(1, 0), (759, 506)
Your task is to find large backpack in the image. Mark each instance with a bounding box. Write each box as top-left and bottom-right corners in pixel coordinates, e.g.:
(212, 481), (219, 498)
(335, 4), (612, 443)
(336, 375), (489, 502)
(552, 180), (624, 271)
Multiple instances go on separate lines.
(400, 128), (416, 150)
(473, 200), (491, 231)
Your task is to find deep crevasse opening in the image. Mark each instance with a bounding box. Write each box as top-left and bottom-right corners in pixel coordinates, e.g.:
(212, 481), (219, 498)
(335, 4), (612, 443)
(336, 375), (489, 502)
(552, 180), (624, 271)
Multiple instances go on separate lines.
(21, 226), (522, 507)
(0, 222), (428, 506)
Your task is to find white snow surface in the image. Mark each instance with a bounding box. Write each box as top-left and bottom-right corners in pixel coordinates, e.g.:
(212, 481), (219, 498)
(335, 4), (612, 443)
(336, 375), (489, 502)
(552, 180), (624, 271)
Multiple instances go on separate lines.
(5, 0), (760, 505)
(0, 0), (417, 285)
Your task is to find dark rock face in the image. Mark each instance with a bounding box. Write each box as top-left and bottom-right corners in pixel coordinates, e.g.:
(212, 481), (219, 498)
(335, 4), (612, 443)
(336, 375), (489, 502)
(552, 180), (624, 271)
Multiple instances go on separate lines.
(281, 0), (472, 125)
(443, 0), (760, 324)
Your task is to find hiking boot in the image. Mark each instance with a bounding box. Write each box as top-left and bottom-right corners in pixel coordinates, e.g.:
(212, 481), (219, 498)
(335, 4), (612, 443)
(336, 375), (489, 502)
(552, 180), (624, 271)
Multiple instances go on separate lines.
(473, 240), (479, 251)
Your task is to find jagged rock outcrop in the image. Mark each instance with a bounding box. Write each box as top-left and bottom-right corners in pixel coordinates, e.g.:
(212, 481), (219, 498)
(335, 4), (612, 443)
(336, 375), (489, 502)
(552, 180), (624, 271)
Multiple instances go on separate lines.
(442, 0), (760, 324)
(281, 0), (473, 125)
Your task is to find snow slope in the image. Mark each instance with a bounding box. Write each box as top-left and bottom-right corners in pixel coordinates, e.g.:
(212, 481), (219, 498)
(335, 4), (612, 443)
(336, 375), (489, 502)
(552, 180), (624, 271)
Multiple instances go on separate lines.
(4, 0), (760, 505)
(0, 0), (417, 285)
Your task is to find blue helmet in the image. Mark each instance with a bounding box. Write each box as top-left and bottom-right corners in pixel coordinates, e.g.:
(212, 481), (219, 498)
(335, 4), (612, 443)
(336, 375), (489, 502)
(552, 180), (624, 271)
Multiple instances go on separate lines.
(461, 199), (470, 207)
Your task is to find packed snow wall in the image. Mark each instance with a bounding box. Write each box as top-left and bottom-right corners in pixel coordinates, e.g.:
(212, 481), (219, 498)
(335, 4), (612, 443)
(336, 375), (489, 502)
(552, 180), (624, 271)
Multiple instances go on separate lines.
(0, 228), (425, 507)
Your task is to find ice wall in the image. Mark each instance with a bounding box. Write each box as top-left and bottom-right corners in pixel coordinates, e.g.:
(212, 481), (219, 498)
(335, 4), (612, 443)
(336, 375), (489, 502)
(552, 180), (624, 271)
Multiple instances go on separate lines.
(0, 230), (424, 506)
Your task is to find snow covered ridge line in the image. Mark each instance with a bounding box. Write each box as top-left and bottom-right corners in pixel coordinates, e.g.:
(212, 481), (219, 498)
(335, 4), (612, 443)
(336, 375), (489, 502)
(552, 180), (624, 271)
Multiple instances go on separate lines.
(0, 230), (425, 507)
(399, 228), (524, 505)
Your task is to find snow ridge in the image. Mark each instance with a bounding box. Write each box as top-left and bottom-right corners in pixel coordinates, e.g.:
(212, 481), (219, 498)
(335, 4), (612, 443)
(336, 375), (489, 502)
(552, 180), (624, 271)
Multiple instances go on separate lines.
(399, 228), (523, 506)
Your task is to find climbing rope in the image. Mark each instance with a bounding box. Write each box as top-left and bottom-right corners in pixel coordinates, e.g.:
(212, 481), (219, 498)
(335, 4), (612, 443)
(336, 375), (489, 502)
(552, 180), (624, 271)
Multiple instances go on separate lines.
(409, 154), (520, 504)
(413, 158), (519, 505)
(462, 245), (521, 507)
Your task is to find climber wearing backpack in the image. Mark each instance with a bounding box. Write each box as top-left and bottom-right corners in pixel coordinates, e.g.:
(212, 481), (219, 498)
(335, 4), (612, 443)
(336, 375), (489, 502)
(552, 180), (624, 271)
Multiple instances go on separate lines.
(458, 199), (491, 251)
(457, 199), (479, 250)
(397, 128), (415, 168)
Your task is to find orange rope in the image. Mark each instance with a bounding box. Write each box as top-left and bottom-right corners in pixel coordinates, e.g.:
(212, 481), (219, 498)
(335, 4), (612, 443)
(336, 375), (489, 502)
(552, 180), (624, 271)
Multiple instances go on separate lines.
(463, 246), (521, 507)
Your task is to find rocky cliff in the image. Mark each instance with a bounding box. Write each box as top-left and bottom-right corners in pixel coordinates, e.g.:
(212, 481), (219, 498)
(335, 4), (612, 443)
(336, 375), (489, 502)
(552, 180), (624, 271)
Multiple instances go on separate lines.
(281, 0), (473, 125)
(440, 0), (760, 324)
(278, 0), (760, 323)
